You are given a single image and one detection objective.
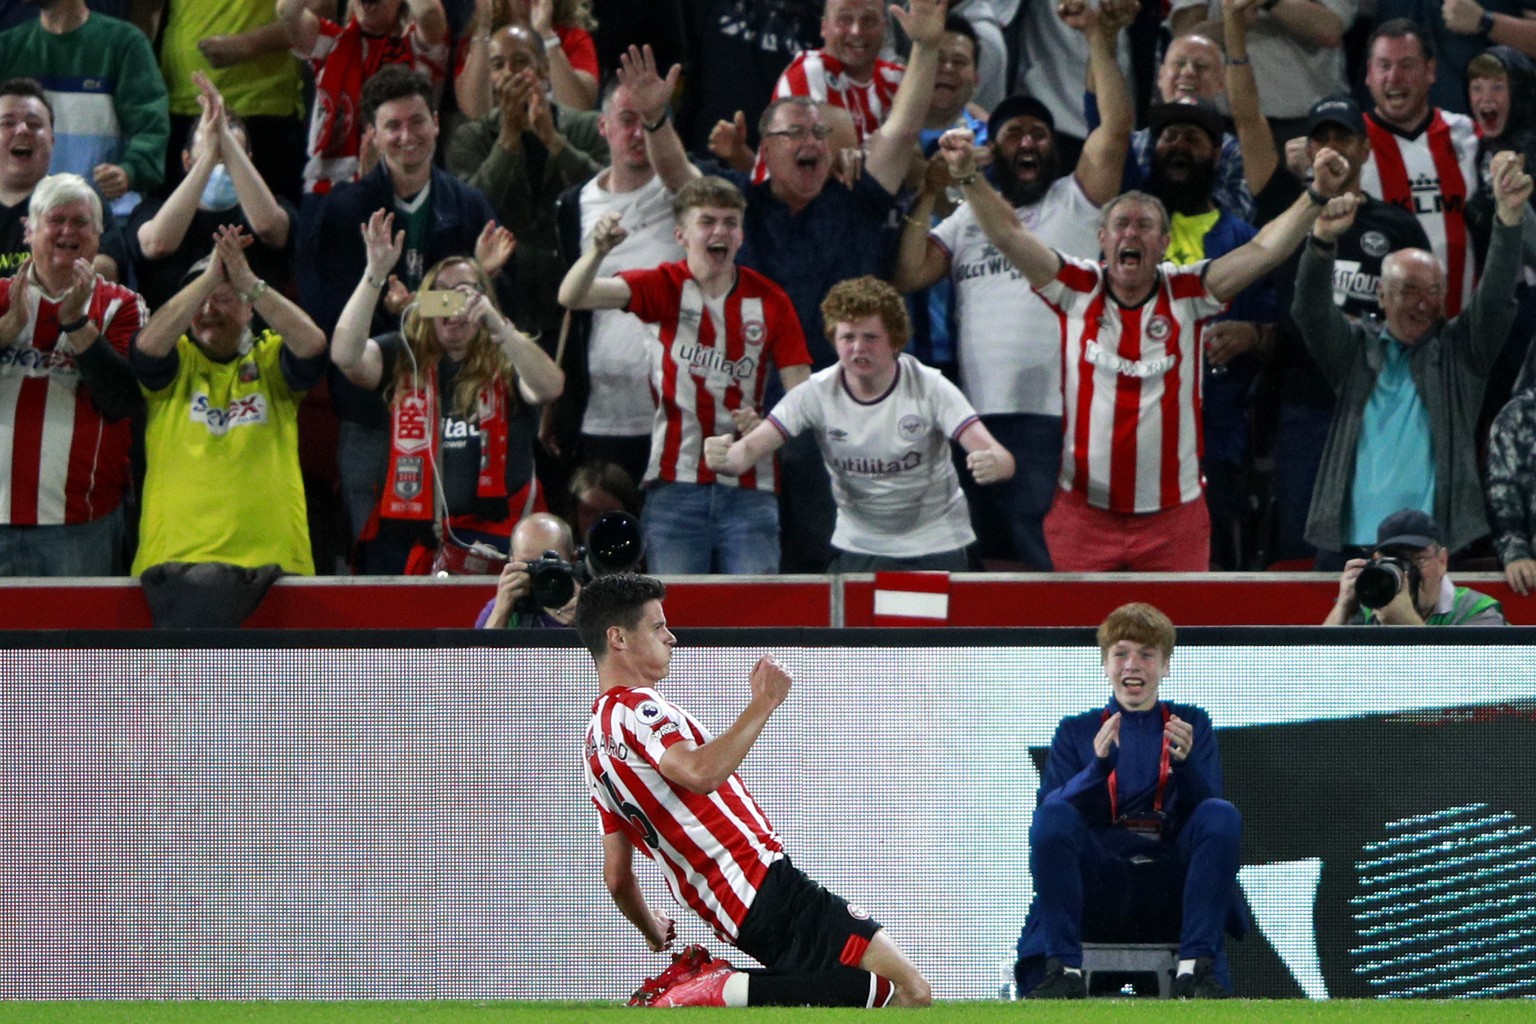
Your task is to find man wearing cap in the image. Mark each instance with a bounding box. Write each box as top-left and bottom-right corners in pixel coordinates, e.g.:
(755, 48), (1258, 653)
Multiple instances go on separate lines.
(1144, 97), (1278, 569)
(1295, 149), (1532, 566)
(893, 0), (1134, 570)
(1268, 94), (1430, 564)
(1324, 508), (1505, 624)
(1089, 24), (1278, 223)
(130, 224), (327, 577)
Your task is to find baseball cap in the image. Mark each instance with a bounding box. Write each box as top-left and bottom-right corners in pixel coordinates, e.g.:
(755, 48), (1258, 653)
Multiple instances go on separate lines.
(1148, 98), (1224, 144)
(1376, 508), (1445, 550)
(1307, 94), (1367, 137)
(987, 94), (1055, 143)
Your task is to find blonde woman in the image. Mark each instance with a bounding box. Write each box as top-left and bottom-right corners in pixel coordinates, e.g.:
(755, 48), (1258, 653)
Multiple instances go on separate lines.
(332, 208), (564, 573)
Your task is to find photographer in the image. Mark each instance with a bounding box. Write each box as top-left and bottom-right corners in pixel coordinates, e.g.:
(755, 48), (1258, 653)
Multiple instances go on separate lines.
(477, 513), (581, 628)
(1324, 510), (1506, 626)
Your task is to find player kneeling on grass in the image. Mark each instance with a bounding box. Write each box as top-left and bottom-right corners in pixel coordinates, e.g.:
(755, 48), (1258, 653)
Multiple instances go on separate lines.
(578, 572), (932, 1007)
(705, 276), (1014, 572)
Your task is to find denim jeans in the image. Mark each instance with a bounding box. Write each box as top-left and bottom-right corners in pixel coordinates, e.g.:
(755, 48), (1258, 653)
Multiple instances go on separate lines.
(642, 481), (780, 574)
(0, 505), (126, 577)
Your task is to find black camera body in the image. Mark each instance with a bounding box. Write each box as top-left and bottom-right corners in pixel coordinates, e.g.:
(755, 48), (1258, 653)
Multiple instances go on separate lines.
(519, 551), (585, 613)
(512, 511), (645, 616)
(1356, 555), (1422, 610)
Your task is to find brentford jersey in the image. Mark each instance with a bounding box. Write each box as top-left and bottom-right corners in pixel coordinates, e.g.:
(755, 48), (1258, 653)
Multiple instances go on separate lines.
(752, 49), (905, 183)
(586, 686), (784, 944)
(768, 354), (979, 557)
(1360, 109), (1477, 316)
(0, 274), (144, 525)
(1036, 256), (1227, 514)
(619, 261), (810, 491)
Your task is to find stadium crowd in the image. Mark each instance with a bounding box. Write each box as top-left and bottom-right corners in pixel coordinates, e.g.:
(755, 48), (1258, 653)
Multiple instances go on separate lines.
(2, 0), (1536, 606)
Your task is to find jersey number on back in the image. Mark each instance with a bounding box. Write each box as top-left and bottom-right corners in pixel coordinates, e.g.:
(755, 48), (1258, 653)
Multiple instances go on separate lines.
(597, 768), (661, 850)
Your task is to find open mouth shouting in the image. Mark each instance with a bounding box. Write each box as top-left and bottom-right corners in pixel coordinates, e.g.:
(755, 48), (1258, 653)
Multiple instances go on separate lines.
(1475, 101), (1507, 136)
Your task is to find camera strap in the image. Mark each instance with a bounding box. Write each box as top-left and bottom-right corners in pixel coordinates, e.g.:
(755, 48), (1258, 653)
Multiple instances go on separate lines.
(1104, 702), (1172, 824)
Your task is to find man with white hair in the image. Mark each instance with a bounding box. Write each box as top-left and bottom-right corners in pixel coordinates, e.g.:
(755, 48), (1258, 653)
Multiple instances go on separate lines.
(0, 172), (145, 575)
(1294, 149), (1532, 561)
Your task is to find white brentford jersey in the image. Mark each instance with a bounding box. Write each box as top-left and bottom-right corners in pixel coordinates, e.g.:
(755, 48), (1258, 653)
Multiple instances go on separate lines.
(577, 174), (683, 437)
(1359, 109), (1477, 316)
(769, 354), (980, 557)
(930, 174), (1102, 417)
(1036, 257), (1226, 513)
(586, 686), (783, 944)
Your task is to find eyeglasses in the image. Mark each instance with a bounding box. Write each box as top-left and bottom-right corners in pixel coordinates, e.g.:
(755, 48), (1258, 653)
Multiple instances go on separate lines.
(762, 124), (833, 142)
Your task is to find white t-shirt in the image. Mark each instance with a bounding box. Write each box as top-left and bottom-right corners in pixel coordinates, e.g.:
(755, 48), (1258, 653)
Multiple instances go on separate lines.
(577, 173), (683, 436)
(767, 354), (980, 556)
(930, 174), (1101, 417)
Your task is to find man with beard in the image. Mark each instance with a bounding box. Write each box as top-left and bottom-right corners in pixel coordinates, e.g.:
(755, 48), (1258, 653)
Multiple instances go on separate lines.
(1084, 25), (1276, 224)
(892, 0), (1134, 571)
(1144, 98), (1278, 569)
(938, 129), (1353, 571)
(446, 22), (608, 340)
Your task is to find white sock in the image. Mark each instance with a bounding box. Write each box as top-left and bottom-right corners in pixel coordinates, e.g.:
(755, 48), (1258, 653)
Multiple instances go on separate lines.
(722, 971), (749, 1007)
(1177, 958), (1197, 977)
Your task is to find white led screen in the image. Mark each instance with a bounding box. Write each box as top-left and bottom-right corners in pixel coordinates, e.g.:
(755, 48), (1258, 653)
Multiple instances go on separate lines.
(0, 631), (1531, 1000)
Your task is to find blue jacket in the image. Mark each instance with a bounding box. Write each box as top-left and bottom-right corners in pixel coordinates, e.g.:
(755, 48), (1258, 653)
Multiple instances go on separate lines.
(1038, 699), (1222, 834)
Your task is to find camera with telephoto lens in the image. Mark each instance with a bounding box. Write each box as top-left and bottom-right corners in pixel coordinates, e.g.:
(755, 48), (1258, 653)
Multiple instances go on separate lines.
(513, 511), (645, 614)
(1355, 555), (1421, 610)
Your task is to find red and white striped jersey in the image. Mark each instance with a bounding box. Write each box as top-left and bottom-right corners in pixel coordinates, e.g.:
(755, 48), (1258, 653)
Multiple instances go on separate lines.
(585, 685), (784, 944)
(0, 275), (144, 525)
(619, 261), (810, 491)
(1360, 109), (1477, 316)
(1036, 256), (1226, 514)
(752, 49), (905, 183)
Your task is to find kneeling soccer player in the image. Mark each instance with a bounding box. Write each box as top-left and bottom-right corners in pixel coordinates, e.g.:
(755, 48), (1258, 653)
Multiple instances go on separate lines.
(578, 572), (932, 1007)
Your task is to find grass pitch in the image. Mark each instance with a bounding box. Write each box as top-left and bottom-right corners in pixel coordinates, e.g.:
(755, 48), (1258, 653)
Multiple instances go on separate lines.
(0, 1002), (1529, 1024)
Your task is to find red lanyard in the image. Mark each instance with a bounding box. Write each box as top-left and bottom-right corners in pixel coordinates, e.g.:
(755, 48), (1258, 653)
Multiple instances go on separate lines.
(1104, 702), (1171, 823)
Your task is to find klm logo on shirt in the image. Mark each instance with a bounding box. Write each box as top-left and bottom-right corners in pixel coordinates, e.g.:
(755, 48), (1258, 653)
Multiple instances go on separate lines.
(1085, 339), (1176, 379)
(831, 450), (922, 475)
(1397, 173), (1465, 216)
(191, 392), (268, 435)
(956, 242), (1023, 283)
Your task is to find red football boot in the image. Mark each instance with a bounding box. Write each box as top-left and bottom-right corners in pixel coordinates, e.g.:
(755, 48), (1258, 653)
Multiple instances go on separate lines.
(627, 944), (715, 1007)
